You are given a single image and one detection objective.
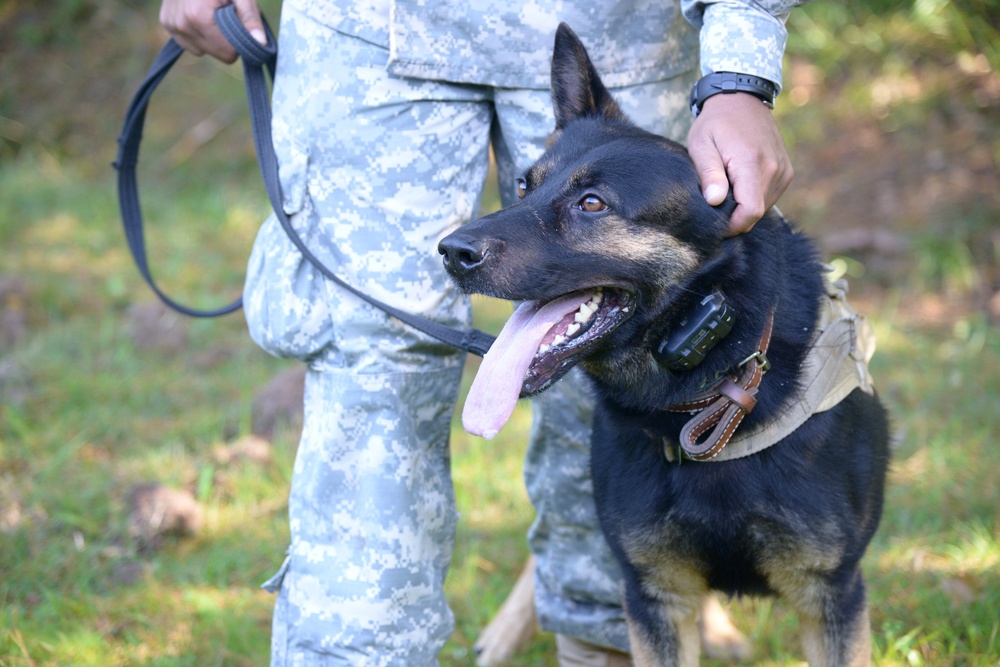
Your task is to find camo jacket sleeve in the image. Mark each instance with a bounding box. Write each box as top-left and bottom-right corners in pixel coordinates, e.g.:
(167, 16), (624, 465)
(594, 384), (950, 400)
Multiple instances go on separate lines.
(681, 0), (806, 92)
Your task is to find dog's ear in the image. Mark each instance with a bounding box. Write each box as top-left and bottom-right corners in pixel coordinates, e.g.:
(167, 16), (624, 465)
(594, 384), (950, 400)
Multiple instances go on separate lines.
(551, 23), (628, 130)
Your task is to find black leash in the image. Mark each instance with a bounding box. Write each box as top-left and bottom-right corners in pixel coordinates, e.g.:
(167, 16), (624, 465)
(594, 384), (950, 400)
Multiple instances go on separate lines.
(114, 5), (496, 356)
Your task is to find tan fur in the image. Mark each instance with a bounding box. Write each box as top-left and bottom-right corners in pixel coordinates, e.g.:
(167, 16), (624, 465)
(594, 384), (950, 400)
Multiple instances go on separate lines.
(577, 218), (700, 288)
(669, 600), (702, 667)
(626, 613), (663, 667)
(756, 538), (843, 612)
(626, 596), (700, 667)
(699, 595), (753, 663)
(477, 556), (753, 666)
(847, 608), (873, 667)
(800, 614), (827, 667)
(617, 514), (872, 666)
(800, 607), (872, 667)
(752, 521), (866, 667)
(474, 555), (538, 667)
(556, 634), (631, 667)
(619, 525), (707, 601)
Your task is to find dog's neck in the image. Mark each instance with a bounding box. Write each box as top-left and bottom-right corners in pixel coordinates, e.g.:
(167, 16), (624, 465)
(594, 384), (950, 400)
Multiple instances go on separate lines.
(584, 214), (823, 438)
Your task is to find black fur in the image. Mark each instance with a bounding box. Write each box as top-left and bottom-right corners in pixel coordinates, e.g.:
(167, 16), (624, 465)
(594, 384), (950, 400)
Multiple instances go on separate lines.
(439, 24), (889, 666)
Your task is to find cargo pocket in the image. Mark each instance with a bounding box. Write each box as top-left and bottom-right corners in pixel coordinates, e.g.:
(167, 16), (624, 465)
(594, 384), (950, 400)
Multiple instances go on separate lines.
(243, 137), (339, 362)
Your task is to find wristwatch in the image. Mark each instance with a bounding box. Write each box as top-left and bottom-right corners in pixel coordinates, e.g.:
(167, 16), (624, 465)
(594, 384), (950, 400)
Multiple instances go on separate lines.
(689, 72), (778, 117)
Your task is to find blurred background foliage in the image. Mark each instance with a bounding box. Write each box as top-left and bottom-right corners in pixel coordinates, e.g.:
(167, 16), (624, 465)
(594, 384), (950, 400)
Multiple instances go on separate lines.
(0, 0), (997, 161)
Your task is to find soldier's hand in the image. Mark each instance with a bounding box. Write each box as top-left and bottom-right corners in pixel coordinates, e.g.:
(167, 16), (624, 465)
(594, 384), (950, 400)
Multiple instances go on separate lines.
(159, 0), (267, 63)
(687, 92), (793, 237)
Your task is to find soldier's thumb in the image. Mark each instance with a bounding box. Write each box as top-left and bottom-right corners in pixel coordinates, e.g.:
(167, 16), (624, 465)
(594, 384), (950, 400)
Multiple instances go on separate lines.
(234, 0), (267, 45)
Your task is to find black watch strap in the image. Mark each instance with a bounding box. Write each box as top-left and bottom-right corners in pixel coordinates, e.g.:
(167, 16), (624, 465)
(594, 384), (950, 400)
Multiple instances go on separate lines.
(689, 71), (778, 117)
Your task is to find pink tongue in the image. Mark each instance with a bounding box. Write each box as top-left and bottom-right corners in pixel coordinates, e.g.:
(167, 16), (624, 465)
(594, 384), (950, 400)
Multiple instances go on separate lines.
(462, 291), (595, 439)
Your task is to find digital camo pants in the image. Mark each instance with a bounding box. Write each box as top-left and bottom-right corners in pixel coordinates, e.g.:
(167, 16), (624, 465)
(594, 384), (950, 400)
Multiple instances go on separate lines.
(243, 5), (696, 665)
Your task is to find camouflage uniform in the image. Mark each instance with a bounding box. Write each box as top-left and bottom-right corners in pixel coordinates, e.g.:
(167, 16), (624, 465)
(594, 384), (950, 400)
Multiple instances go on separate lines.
(244, 0), (799, 664)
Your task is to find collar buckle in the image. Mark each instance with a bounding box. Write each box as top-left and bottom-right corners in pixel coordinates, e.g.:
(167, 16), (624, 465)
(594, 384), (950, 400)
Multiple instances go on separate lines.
(738, 350), (771, 374)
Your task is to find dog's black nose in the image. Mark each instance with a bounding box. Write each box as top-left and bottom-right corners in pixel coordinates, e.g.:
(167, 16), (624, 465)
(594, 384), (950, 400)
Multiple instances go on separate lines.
(438, 235), (489, 275)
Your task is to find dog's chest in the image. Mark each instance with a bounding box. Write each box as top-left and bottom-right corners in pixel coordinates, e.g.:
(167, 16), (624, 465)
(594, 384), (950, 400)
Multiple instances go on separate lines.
(618, 512), (777, 598)
(617, 472), (834, 599)
(593, 426), (824, 598)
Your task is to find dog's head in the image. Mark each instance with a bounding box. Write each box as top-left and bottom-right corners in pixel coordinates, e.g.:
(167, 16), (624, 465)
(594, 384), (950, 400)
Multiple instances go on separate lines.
(439, 24), (736, 438)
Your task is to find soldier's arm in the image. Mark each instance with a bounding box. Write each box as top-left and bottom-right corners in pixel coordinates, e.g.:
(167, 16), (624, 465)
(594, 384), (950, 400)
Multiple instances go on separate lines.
(681, 1), (802, 235)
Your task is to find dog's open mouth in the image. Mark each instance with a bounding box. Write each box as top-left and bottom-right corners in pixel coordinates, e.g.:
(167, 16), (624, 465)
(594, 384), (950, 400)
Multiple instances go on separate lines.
(463, 288), (634, 439)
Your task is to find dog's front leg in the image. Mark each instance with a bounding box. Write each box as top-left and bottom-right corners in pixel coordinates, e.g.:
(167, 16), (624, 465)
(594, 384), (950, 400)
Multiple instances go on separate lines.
(796, 569), (872, 667)
(800, 609), (871, 667)
(624, 583), (701, 667)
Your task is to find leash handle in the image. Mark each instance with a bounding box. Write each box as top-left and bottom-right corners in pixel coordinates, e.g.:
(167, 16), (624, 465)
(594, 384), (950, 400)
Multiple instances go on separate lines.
(114, 35), (244, 317)
(115, 6), (496, 356)
(113, 10), (276, 317)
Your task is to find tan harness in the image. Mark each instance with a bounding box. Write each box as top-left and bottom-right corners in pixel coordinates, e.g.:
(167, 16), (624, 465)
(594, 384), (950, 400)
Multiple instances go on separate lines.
(663, 274), (876, 463)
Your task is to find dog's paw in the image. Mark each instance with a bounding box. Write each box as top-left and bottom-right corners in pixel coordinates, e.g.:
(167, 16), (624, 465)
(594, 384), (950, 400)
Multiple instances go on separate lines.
(474, 556), (538, 666)
(699, 594), (753, 663)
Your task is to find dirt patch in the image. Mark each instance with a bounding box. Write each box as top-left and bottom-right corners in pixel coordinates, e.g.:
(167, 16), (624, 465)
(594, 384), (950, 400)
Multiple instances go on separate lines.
(251, 365), (305, 440)
(126, 301), (189, 353)
(126, 482), (203, 552)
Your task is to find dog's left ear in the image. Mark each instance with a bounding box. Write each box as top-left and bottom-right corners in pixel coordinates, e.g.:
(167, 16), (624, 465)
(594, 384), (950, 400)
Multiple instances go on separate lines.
(551, 23), (628, 130)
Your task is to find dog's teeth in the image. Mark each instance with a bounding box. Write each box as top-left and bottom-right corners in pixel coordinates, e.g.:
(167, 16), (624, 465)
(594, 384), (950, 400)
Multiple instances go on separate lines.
(539, 344), (550, 354)
(552, 334), (566, 346)
(566, 322), (581, 336)
(571, 292), (604, 325)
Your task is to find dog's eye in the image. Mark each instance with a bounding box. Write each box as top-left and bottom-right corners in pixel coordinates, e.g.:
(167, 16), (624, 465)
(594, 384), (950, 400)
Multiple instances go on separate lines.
(516, 179), (527, 199)
(578, 195), (607, 213)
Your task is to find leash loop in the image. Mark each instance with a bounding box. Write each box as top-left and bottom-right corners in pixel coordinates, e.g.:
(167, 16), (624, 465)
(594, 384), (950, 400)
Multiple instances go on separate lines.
(115, 5), (496, 355)
(666, 308), (775, 461)
(215, 7), (277, 70)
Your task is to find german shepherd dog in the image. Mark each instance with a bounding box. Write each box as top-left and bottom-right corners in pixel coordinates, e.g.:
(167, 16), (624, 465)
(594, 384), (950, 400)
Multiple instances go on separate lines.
(439, 24), (890, 667)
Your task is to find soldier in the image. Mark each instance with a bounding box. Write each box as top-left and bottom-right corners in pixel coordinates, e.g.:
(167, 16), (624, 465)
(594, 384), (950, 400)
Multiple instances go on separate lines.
(159, 0), (797, 664)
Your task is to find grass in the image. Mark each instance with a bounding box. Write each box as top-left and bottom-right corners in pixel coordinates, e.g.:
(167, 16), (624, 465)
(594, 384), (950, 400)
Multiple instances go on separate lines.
(2, 0), (1000, 665)
(3, 161), (999, 664)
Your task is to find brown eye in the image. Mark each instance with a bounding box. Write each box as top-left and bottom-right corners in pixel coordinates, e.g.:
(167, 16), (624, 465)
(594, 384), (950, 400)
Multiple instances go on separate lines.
(516, 179), (527, 198)
(579, 195), (607, 213)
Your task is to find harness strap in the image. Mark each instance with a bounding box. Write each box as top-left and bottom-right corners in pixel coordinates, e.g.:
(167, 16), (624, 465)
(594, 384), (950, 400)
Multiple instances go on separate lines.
(663, 272), (877, 463)
(114, 5), (496, 357)
(707, 274), (876, 462)
(666, 308), (775, 460)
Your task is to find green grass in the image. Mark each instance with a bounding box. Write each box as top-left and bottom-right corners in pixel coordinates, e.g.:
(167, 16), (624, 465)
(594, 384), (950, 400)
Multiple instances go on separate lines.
(2, 1), (1000, 664)
(3, 151), (999, 667)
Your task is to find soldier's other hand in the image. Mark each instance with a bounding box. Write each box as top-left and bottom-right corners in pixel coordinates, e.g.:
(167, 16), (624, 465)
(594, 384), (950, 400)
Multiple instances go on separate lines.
(159, 0), (266, 63)
(687, 92), (793, 237)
